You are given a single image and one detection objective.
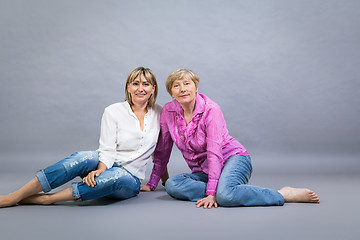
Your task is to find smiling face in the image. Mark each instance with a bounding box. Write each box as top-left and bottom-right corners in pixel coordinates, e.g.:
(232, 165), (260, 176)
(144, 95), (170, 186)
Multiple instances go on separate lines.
(171, 77), (198, 107)
(127, 74), (155, 107)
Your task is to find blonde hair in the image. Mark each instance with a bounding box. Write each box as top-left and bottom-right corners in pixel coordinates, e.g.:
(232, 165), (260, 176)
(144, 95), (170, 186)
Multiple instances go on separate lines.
(165, 68), (199, 96)
(125, 67), (158, 107)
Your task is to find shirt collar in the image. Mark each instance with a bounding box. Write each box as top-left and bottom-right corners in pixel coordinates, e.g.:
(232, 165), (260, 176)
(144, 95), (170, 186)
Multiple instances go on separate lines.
(124, 100), (151, 117)
(167, 93), (205, 116)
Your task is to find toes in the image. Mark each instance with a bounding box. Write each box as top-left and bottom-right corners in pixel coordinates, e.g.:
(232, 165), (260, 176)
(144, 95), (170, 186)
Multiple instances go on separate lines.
(310, 194), (320, 203)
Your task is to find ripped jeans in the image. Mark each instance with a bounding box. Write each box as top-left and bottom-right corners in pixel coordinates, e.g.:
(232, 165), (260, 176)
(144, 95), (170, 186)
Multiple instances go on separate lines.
(35, 151), (141, 201)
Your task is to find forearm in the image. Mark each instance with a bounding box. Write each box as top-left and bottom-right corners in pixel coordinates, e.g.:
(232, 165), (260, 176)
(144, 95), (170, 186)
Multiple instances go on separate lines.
(161, 167), (169, 185)
(206, 154), (223, 195)
(147, 131), (173, 189)
(97, 161), (108, 172)
(147, 161), (169, 189)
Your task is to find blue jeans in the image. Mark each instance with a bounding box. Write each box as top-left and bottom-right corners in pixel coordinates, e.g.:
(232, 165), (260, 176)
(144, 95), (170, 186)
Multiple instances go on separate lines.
(165, 155), (285, 207)
(35, 151), (141, 201)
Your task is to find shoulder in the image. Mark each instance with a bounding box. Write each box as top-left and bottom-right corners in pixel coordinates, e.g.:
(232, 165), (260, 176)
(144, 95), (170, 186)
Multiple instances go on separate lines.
(151, 103), (163, 115)
(104, 102), (126, 110)
(103, 102), (129, 117)
(200, 93), (221, 113)
(162, 101), (172, 111)
(162, 99), (179, 112)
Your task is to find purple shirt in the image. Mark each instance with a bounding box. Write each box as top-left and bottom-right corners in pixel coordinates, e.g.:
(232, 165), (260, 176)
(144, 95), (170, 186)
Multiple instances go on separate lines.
(147, 93), (248, 195)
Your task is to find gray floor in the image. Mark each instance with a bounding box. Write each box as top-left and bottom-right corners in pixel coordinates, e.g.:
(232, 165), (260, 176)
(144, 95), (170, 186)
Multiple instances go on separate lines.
(1, 152), (359, 240)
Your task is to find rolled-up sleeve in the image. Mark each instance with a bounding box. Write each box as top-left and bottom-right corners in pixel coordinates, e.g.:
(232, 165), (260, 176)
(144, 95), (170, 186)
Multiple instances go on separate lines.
(97, 108), (117, 169)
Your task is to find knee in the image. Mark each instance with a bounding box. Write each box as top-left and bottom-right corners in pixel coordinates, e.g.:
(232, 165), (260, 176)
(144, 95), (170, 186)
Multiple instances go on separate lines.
(112, 169), (140, 193)
(165, 175), (183, 198)
(216, 186), (235, 207)
(105, 169), (140, 199)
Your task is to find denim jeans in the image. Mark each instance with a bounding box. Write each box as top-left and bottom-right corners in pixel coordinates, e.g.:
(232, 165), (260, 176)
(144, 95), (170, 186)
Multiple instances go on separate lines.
(35, 151), (141, 201)
(165, 155), (285, 207)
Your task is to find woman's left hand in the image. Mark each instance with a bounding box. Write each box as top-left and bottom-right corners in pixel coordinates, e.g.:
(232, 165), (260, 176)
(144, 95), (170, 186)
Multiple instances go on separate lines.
(196, 195), (218, 209)
(83, 169), (104, 187)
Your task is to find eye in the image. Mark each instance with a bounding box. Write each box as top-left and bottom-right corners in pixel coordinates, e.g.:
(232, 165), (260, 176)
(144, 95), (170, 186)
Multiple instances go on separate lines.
(143, 82), (150, 86)
(132, 82), (139, 86)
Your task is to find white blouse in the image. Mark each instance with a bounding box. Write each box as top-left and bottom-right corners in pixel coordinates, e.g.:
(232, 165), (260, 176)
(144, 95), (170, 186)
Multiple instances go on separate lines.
(97, 101), (162, 180)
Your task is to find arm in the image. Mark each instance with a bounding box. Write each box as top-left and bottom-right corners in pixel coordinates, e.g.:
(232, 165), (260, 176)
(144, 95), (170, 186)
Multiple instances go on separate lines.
(84, 107), (117, 187)
(140, 167), (169, 191)
(196, 105), (225, 208)
(161, 167), (169, 185)
(97, 107), (117, 169)
(144, 109), (174, 191)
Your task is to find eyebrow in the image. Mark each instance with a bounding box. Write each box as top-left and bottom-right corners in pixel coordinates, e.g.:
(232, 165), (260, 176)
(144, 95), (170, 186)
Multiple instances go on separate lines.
(133, 80), (150, 83)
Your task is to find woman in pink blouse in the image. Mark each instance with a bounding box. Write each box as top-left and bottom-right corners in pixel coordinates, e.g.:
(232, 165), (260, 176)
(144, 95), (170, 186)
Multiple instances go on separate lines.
(141, 68), (320, 208)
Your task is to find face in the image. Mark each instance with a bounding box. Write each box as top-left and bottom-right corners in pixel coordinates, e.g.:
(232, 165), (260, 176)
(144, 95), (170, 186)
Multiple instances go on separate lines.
(127, 75), (155, 106)
(171, 77), (198, 106)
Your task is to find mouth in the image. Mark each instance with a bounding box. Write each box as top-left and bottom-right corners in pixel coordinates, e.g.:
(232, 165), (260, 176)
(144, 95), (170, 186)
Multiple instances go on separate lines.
(135, 93), (147, 97)
(179, 94), (189, 98)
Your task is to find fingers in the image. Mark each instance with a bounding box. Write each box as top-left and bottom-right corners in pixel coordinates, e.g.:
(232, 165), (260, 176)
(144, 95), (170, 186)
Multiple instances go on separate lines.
(140, 185), (151, 192)
(195, 197), (218, 209)
(83, 171), (99, 187)
(90, 172), (97, 187)
(196, 198), (205, 208)
(196, 199), (209, 208)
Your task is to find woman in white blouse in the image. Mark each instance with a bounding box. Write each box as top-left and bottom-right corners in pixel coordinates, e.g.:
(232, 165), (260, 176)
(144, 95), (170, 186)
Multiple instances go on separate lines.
(0, 67), (166, 207)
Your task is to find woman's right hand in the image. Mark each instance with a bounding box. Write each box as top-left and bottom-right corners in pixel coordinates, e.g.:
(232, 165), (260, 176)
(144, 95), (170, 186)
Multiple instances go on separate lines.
(83, 169), (104, 187)
(140, 185), (152, 192)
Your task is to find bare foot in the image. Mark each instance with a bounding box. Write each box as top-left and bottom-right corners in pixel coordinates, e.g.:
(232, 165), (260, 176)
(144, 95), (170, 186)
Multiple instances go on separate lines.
(278, 186), (320, 203)
(18, 194), (53, 205)
(0, 194), (19, 208)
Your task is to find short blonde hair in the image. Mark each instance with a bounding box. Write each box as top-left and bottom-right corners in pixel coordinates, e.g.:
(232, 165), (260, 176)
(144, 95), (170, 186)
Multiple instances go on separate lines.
(125, 67), (158, 107)
(165, 69), (200, 96)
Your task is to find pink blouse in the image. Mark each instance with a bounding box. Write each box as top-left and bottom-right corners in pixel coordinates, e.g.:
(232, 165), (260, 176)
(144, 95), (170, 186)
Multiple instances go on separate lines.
(147, 93), (248, 195)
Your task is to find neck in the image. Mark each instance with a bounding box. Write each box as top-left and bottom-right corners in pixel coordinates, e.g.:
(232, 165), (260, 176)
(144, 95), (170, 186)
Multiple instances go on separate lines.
(180, 100), (196, 116)
(131, 101), (148, 113)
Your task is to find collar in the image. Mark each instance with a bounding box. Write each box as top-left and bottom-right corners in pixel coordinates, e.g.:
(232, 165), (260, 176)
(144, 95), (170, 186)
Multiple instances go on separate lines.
(124, 100), (151, 117)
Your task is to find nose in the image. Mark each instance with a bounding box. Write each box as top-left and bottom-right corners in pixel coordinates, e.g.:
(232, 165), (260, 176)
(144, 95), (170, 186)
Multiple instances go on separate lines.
(138, 84), (144, 91)
(180, 84), (186, 92)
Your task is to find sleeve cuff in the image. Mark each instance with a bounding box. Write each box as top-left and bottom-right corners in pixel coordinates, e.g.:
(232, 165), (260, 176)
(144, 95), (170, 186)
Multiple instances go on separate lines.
(147, 174), (162, 190)
(206, 179), (219, 196)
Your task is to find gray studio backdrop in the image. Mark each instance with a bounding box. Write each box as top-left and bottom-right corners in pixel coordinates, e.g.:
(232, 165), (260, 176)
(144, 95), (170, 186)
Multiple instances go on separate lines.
(1, 0), (359, 175)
